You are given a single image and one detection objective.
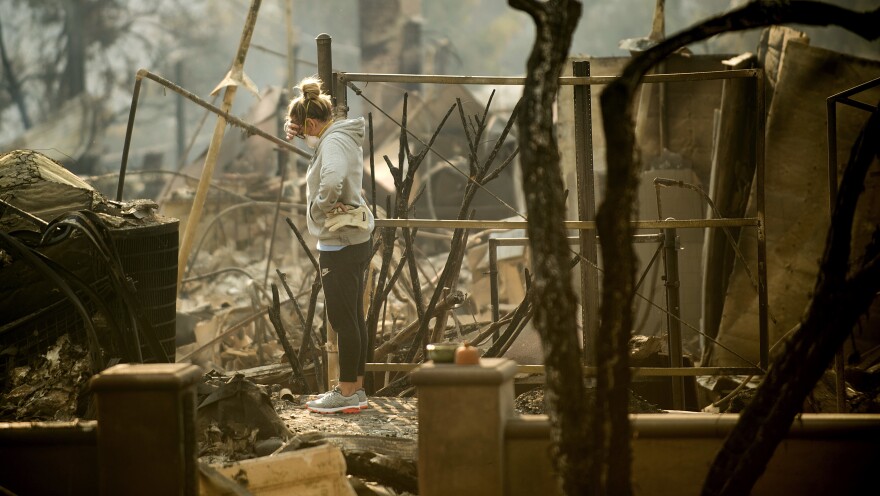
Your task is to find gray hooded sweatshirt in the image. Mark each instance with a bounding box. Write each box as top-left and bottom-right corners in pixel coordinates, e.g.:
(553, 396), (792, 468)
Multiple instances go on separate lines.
(306, 117), (375, 248)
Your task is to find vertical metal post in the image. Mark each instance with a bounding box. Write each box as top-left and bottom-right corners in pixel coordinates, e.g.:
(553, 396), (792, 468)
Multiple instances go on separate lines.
(117, 74), (145, 201)
(316, 32), (337, 390)
(662, 225), (684, 410)
(755, 70), (769, 370)
(827, 100), (839, 206)
(401, 18), (423, 95)
(489, 237), (500, 332)
(573, 60), (599, 364)
(826, 96), (847, 413)
(316, 33), (333, 99)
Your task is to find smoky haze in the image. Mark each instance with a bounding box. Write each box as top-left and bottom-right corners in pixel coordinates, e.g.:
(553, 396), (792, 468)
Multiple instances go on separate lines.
(0, 0), (876, 170)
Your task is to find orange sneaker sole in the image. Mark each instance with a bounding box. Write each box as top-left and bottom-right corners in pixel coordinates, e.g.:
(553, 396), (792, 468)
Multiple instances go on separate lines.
(308, 406), (362, 414)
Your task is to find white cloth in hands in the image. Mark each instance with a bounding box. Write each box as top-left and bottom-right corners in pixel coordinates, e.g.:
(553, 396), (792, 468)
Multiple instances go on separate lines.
(325, 205), (370, 232)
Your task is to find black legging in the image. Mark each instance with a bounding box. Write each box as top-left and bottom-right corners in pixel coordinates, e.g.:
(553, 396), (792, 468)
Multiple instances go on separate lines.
(319, 240), (371, 383)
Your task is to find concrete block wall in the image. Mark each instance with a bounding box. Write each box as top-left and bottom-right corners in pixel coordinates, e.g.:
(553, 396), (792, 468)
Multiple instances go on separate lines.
(412, 358), (880, 495)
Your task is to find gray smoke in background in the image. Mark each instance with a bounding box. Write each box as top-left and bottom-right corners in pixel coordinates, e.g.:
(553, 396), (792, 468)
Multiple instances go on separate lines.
(425, 0), (878, 76)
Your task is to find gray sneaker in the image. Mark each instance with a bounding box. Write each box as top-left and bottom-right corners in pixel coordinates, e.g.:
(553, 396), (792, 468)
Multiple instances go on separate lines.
(306, 387), (361, 414)
(312, 387), (368, 410)
(356, 389), (368, 410)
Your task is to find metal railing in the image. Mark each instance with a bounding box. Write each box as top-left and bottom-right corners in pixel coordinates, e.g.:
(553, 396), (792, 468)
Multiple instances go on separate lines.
(337, 62), (769, 400)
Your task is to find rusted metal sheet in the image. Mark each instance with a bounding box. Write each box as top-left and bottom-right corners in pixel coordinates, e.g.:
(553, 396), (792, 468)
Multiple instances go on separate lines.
(708, 41), (880, 367)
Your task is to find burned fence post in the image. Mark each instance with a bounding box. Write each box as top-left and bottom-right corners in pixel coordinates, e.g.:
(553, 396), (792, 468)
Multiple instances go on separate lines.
(277, 269), (325, 391)
(317, 33), (334, 100)
(268, 283), (310, 393)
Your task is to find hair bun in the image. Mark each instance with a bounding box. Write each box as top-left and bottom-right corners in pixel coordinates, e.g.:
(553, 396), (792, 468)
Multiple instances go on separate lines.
(301, 81), (321, 100)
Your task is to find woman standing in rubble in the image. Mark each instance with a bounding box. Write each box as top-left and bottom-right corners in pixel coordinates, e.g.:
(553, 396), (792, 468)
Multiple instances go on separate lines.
(284, 76), (375, 414)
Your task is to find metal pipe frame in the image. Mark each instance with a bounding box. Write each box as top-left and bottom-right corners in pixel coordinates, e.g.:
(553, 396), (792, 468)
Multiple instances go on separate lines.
(756, 70), (769, 371)
(116, 69), (310, 201)
(364, 362), (763, 377)
(330, 67), (767, 385)
(374, 218), (757, 230)
(338, 68), (759, 86)
(488, 234), (664, 328)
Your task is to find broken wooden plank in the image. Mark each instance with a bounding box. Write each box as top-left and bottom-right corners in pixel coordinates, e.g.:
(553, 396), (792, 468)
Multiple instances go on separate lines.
(199, 443), (355, 496)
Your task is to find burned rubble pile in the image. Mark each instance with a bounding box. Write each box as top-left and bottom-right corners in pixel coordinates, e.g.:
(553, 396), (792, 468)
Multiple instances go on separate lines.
(0, 149), (179, 421)
(514, 386), (664, 416)
(0, 143), (422, 491)
(0, 334), (91, 421)
(195, 370), (418, 494)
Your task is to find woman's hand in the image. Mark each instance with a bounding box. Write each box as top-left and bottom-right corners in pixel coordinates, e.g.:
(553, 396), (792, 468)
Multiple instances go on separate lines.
(283, 118), (302, 141)
(329, 202), (350, 214)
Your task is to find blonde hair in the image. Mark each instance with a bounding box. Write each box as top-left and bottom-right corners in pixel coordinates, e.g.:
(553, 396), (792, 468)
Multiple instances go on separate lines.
(286, 76), (333, 125)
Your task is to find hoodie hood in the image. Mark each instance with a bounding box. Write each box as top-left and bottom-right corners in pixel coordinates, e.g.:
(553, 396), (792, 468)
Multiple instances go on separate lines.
(317, 118), (364, 148)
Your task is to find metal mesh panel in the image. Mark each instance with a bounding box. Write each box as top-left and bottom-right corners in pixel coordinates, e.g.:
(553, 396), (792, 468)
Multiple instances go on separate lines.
(109, 219), (179, 363)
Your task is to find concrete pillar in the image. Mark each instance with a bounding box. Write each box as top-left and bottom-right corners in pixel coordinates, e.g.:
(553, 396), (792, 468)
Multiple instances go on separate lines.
(410, 358), (517, 496)
(91, 363), (202, 496)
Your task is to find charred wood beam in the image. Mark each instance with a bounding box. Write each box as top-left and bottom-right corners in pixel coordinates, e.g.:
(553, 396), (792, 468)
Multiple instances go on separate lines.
(345, 79), (525, 218)
(372, 290), (466, 363)
(345, 451), (418, 494)
(276, 269), (323, 380)
(296, 431), (418, 493)
(284, 217), (320, 273)
(469, 314), (515, 347)
(398, 97), (455, 325)
(402, 97), (520, 363)
(402, 227), (425, 324)
(402, 210), (474, 363)
(483, 255), (579, 359)
(428, 287), (451, 345)
(365, 196), (398, 385)
(267, 284), (309, 392)
(368, 98), (455, 369)
(301, 273), (324, 390)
